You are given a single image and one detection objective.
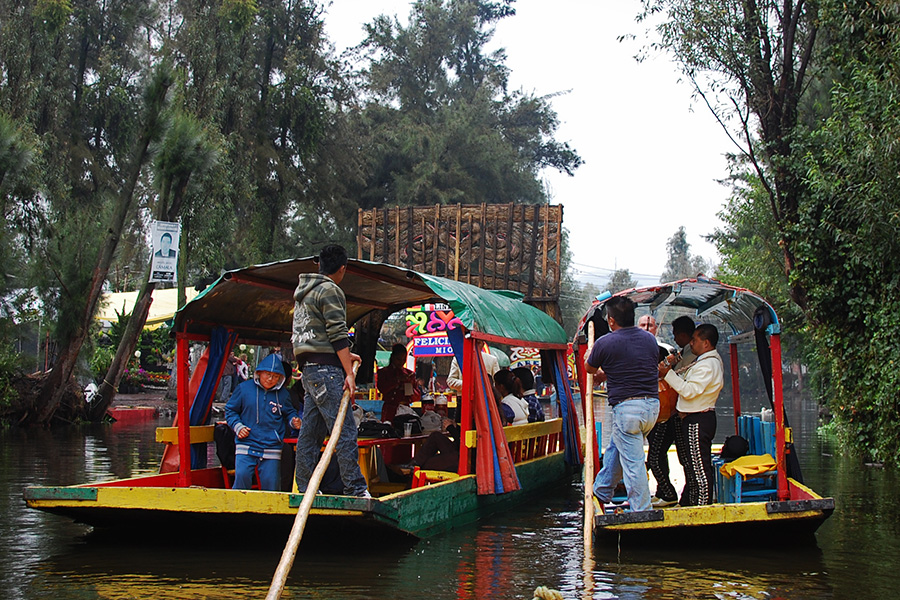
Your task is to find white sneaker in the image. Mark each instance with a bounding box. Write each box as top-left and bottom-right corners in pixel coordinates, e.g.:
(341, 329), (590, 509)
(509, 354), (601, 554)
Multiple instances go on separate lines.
(651, 496), (677, 508)
(358, 490), (372, 498)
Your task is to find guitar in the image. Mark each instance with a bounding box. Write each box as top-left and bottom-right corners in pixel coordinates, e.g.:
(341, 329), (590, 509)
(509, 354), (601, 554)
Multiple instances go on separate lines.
(657, 379), (678, 423)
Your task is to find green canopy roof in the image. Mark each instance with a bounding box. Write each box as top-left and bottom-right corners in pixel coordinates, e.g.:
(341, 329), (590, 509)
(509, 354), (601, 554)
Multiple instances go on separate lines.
(174, 258), (566, 347)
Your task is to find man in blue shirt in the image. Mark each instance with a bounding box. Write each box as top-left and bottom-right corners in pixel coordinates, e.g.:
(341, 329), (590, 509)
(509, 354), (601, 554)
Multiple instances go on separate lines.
(585, 296), (660, 513)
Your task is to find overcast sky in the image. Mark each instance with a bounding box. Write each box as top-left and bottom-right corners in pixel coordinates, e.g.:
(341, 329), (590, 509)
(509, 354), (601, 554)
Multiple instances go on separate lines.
(323, 0), (734, 288)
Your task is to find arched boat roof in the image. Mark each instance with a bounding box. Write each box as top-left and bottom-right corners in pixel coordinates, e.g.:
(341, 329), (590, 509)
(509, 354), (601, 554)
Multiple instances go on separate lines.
(174, 257), (567, 346)
(580, 276), (780, 344)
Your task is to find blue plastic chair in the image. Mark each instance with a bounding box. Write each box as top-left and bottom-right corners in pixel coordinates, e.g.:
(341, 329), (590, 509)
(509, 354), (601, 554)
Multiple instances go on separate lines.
(719, 415), (778, 503)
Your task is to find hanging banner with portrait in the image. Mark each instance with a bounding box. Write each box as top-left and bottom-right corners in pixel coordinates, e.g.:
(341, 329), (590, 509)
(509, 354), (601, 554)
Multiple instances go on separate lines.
(149, 221), (181, 283)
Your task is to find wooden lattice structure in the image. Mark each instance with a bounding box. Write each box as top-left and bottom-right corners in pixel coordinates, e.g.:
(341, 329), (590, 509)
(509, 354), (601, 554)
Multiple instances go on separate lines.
(357, 203), (563, 309)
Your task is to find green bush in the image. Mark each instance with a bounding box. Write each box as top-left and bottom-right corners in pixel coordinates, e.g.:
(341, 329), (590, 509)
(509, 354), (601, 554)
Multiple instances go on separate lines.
(88, 310), (175, 383)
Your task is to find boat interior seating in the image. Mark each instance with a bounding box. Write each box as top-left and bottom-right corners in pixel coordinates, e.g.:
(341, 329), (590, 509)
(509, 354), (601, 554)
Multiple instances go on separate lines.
(372, 419), (564, 494)
(715, 414), (778, 503)
(156, 418), (564, 496)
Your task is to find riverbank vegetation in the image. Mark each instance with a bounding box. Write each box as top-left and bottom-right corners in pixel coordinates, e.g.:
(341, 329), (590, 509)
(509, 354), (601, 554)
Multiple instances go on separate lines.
(0, 0), (583, 425)
(644, 0), (900, 461)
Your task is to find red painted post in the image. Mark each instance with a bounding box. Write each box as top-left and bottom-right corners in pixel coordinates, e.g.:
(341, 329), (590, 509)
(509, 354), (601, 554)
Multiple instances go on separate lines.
(176, 333), (192, 487)
(730, 343), (741, 435)
(771, 333), (789, 500)
(458, 334), (475, 476)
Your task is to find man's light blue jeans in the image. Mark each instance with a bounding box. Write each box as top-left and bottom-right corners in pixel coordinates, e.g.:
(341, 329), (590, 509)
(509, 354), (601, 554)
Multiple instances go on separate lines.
(592, 397), (659, 513)
(295, 364), (368, 496)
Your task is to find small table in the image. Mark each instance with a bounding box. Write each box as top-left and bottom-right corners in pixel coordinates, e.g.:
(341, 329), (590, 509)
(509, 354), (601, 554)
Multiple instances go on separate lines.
(358, 435), (429, 484)
(285, 434), (429, 485)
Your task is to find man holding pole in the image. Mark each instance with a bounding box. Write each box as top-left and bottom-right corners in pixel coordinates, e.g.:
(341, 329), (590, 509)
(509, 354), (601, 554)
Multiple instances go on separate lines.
(292, 244), (369, 498)
(584, 296), (660, 513)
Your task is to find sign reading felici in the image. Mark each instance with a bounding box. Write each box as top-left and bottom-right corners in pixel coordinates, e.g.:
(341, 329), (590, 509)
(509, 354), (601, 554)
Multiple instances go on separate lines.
(412, 333), (455, 357)
(150, 221), (181, 283)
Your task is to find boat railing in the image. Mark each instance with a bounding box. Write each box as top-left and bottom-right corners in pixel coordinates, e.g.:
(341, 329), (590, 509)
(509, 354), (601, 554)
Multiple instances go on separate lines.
(463, 418), (563, 464)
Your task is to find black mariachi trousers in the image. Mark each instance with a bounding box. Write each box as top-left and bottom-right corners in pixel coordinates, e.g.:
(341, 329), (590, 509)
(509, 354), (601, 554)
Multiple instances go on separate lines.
(646, 416), (677, 501)
(674, 410), (717, 506)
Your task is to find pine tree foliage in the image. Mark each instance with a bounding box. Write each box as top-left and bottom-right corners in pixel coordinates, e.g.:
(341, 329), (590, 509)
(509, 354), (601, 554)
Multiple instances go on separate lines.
(660, 226), (709, 282)
(605, 269), (637, 295)
(352, 0), (582, 209)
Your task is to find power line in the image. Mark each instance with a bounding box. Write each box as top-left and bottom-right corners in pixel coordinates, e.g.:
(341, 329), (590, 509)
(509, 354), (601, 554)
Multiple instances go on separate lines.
(569, 260), (661, 280)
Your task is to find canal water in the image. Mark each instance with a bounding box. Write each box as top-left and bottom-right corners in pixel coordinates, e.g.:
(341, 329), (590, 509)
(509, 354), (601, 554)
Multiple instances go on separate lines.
(2, 392), (898, 599)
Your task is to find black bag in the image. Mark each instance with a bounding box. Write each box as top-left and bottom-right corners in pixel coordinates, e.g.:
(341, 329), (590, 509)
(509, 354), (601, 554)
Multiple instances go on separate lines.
(358, 420), (398, 439)
(214, 422), (236, 470)
(392, 413), (423, 436)
(720, 435), (749, 462)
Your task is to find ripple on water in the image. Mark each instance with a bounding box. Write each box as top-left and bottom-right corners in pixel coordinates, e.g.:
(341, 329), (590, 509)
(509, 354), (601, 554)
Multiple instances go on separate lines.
(3, 407), (900, 599)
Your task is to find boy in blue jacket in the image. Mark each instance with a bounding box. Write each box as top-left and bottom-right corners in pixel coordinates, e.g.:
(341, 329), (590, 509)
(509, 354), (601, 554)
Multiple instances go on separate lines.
(225, 354), (301, 490)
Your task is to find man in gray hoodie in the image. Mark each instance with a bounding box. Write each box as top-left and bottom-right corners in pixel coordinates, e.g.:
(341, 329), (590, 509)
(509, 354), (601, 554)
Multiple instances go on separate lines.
(292, 245), (369, 498)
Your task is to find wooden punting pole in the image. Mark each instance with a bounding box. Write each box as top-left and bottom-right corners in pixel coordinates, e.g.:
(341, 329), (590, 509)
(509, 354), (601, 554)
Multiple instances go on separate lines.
(583, 322), (595, 554)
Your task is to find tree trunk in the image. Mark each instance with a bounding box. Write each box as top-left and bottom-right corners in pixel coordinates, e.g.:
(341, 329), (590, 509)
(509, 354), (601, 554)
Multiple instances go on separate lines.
(90, 178), (187, 420)
(89, 143), (200, 421)
(89, 271), (157, 421)
(34, 67), (171, 425)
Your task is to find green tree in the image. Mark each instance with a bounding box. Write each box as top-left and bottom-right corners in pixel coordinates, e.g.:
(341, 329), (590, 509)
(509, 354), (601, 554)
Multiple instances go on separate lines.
(0, 0), (172, 423)
(660, 226), (709, 282)
(168, 0), (352, 272)
(91, 112), (217, 420)
(637, 0), (821, 310)
(710, 164), (802, 326)
(605, 269), (637, 295)
(0, 112), (34, 292)
(0, 112), (36, 402)
(353, 0), (581, 208)
(798, 0), (900, 461)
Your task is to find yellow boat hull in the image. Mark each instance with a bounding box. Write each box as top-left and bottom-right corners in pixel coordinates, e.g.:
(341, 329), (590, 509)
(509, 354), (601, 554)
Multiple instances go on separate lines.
(593, 479), (833, 545)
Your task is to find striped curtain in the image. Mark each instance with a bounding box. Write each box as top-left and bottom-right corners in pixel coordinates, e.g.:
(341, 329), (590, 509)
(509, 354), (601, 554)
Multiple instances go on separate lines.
(551, 350), (583, 467)
(472, 349), (521, 495)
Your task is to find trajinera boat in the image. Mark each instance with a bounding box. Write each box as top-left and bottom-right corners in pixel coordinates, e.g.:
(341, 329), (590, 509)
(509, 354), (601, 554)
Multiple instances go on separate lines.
(25, 258), (582, 539)
(573, 277), (834, 544)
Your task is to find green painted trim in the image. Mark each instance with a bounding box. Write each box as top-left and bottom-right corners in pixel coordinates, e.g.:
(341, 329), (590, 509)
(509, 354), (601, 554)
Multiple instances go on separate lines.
(24, 486), (98, 501)
(287, 494), (401, 522)
(24, 453), (569, 539)
(384, 452), (570, 537)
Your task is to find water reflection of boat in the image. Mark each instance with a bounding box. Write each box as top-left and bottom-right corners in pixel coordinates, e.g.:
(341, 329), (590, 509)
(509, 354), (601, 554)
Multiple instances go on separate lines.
(573, 278), (834, 544)
(25, 258), (583, 539)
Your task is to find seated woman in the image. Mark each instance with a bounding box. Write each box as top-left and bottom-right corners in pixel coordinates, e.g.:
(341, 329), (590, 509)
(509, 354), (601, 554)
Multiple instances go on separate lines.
(494, 369), (528, 426)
